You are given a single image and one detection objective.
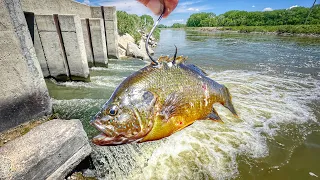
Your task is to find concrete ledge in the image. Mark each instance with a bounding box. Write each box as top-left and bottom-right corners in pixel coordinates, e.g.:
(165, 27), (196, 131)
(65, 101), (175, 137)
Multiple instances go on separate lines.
(0, 119), (92, 180)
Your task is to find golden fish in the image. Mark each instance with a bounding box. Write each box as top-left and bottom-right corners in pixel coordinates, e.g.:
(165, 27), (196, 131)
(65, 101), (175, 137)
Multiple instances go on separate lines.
(91, 57), (237, 145)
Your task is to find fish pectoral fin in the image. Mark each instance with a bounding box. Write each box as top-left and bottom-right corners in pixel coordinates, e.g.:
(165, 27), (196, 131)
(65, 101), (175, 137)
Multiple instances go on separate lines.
(205, 108), (224, 123)
(159, 93), (184, 122)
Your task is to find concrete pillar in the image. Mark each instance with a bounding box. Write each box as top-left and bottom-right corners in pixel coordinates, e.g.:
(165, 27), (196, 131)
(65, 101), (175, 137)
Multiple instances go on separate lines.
(0, 0), (51, 132)
(81, 19), (94, 67)
(89, 18), (108, 67)
(33, 18), (50, 77)
(103, 6), (119, 59)
(58, 14), (90, 81)
(35, 15), (70, 81)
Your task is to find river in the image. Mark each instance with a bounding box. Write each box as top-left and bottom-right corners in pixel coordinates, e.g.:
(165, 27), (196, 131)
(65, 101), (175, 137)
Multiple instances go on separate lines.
(46, 29), (320, 179)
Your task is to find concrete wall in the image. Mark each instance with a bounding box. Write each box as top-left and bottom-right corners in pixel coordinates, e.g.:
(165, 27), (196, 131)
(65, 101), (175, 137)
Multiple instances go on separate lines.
(21, 0), (92, 18)
(81, 19), (94, 67)
(103, 6), (119, 59)
(35, 15), (70, 80)
(0, 0), (52, 132)
(58, 15), (90, 81)
(89, 18), (108, 67)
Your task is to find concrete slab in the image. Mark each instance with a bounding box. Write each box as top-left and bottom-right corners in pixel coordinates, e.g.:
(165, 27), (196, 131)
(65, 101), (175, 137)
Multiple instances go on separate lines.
(0, 119), (92, 179)
(35, 14), (69, 80)
(90, 6), (103, 18)
(81, 18), (94, 67)
(0, 0), (51, 132)
(89, 18), (108, 67)
(103, 6), (119, 59)
(58, 15), (90, 81)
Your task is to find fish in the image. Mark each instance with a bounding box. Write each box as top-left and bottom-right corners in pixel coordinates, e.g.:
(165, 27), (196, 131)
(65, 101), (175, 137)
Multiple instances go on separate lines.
(90, 56), (238, 145)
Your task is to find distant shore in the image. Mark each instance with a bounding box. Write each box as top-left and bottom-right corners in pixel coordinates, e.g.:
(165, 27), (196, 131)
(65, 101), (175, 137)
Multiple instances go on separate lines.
(191, 25), (320, 38)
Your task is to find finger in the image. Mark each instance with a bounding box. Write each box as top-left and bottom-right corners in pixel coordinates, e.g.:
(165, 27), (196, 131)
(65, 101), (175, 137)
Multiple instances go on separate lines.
(163, 0), (179, 18)
(138, 0), (164, 16)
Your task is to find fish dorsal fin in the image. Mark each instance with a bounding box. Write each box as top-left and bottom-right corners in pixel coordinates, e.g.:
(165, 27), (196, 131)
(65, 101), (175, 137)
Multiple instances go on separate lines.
(175, 56), (188, 64)
(157, 56), (170, 63)
(186, 64), (208, 76)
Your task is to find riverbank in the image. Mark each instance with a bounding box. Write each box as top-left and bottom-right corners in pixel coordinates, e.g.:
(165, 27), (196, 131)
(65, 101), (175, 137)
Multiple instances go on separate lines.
(192, 25), (320, 37)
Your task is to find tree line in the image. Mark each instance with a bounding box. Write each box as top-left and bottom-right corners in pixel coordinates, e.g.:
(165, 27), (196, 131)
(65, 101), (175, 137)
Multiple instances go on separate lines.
(161, 5), (320, 28)
(117, 11), (160, 43)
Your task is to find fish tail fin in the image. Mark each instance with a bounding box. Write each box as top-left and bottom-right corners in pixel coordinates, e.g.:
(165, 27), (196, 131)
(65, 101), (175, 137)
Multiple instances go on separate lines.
(221, 85), (238, 117)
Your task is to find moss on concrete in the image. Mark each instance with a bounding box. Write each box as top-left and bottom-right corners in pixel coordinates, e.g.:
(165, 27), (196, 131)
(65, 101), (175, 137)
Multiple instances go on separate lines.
(0, 114), (58, 147)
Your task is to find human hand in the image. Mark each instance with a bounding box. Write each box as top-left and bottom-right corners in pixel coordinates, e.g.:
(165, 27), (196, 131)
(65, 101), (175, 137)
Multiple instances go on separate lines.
(138, 0), (179, 18)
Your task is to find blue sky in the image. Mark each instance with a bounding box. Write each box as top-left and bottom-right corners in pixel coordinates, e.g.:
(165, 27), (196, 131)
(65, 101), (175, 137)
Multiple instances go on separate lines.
(77, 0), (317, 25)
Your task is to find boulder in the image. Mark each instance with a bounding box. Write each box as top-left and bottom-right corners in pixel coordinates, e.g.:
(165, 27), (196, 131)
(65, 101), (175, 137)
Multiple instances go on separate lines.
(126, 42), (148, 60)
(118, 33), (135, 50)
(139, 39), (154, 57)
(0, 119), (92, 180)
(118, 47), (126, 58)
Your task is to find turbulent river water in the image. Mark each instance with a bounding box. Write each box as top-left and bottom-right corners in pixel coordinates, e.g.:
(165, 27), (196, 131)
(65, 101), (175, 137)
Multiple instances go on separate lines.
(46, 29), (320, 179)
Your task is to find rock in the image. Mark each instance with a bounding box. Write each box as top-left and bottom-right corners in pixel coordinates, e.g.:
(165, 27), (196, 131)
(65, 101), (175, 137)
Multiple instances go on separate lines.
(126, 42), (148, 60)
(118, 33), (135, 50)
(118, 47), (126, 58)
(0, 119), (92, 180)
(139, 39), (154, 58)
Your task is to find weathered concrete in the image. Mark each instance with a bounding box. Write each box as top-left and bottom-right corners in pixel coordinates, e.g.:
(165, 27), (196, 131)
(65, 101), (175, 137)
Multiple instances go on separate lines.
(81, 19), (94, 67)
(0, 0), (52, 132)
(89, 18), (108, 67)
(103, 6), (119, 59)
(58, 15), (90, 81)
(33, 18), (50, 77)
(21, 0), (92, 18)
(35, 14), (70, 80)
(90, 6), (103, 19)
(0, 119), (92, 180)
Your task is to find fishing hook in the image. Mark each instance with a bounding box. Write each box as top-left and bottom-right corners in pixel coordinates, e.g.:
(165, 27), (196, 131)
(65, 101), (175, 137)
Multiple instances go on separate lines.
(146, 10), (165, 66)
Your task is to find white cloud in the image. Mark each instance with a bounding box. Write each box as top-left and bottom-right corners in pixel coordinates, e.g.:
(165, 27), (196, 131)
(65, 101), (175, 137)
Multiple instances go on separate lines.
(172, 19), (185, 22)
(252, 5), (255, 8)
(83, 0), (90, 5)
(99, 0), (154, 16)
(288, 5), (299, 9)
(187, 8), (200, 12)
(263, 7), (273, 11)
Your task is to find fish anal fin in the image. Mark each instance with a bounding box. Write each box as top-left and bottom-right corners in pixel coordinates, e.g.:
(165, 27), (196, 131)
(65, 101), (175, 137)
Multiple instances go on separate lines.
(206, 108), (224, 123)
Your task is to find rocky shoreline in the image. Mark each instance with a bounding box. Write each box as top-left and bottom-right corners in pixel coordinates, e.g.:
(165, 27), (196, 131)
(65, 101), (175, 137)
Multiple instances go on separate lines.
(118, 32), (158, 60)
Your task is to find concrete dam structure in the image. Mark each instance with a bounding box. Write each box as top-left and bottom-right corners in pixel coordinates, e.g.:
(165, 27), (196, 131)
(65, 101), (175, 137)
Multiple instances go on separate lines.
(0, 0), (119, 132)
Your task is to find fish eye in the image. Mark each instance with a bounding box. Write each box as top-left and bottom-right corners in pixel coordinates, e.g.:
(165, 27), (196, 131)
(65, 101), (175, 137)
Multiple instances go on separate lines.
(108, 105), (118, 116)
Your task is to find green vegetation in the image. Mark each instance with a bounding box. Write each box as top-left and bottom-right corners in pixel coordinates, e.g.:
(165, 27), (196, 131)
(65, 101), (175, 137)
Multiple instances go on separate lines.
(183, 5), (320, 34)
(117, 11), (160, 43)
(219, 25), (320, 34)
(171, 23), (186, 28)
(187, 5), (320, 27)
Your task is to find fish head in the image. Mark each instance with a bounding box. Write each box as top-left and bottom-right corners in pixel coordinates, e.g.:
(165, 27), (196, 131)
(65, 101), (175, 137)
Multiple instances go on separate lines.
(91, 88), (157, 145)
